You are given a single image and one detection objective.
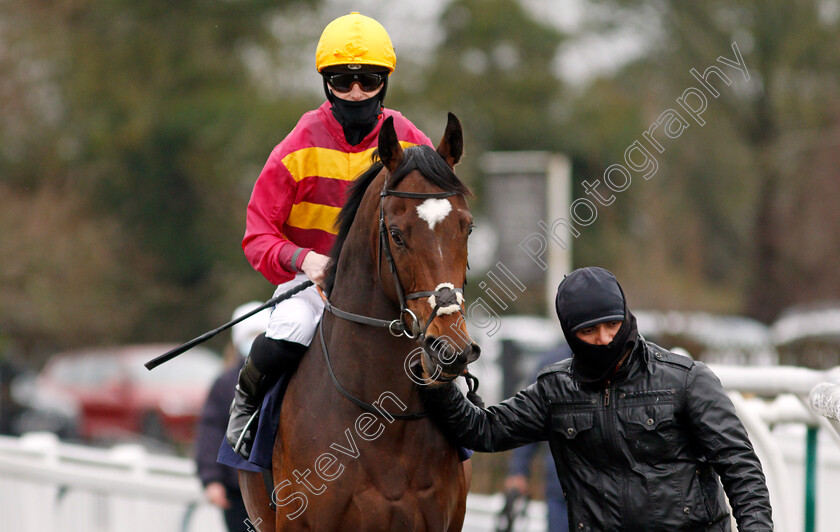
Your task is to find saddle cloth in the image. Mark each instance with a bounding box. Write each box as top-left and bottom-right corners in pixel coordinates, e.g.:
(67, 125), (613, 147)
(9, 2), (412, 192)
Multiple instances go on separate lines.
(217, 372), (290, 471)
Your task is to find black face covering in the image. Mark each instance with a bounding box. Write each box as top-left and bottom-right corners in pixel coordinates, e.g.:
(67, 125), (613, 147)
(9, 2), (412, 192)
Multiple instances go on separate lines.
(567, 310), (639, 384)
(322, 73), (387, 146)
(555, 267), (640, 384)
(329, 95), (382, 145)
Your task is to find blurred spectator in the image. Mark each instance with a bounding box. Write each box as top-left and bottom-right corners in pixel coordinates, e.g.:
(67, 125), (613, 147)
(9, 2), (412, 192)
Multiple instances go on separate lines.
(194, 302), (270, 531)
(0, 358), (24, 435)
(503, 345), (571, 532)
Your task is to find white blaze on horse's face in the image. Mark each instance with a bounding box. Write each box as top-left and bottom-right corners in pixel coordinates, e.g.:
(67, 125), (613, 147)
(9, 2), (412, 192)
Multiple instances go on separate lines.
(416, 198), (453, 231)
(428, 283), (465, 316)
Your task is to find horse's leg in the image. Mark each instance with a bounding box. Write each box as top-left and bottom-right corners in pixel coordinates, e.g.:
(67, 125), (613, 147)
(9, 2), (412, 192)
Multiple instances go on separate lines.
(239, 470), (277, 532)
(447, 459), (470, 532)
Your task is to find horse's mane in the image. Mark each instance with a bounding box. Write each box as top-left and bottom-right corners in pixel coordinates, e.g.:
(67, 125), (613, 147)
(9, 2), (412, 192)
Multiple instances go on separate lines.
(323, 145), (471, 296)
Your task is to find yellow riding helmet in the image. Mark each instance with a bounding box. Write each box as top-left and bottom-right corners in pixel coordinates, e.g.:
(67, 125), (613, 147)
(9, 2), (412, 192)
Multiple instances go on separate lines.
(316, 12), (396, 73)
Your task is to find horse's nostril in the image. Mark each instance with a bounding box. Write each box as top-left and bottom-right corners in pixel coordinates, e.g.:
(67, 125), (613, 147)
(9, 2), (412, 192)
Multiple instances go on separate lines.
(425, 335), (467, 366)
(457, 343), (479, 365)
(467, 342), (481, 362)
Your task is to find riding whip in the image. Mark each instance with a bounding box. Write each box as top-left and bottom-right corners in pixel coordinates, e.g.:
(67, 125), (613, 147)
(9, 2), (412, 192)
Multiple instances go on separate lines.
(144, 280), (314, 370)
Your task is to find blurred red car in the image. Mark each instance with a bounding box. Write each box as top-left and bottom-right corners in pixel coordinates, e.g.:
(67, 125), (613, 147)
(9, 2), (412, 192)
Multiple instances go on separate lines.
(35, 344), (222, 444)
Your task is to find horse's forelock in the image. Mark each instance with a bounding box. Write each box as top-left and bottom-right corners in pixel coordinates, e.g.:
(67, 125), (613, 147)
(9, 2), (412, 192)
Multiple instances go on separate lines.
(389, 146), (471, 197)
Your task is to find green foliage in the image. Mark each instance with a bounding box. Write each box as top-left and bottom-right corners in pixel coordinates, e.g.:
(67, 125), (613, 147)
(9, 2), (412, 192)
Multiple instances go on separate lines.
(566, 0), (840, 320)
(0, 0), (320, 357)
(422, 0), (564, 152)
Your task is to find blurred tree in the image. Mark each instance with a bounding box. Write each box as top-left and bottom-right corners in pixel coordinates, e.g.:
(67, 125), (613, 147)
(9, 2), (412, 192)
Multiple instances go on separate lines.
(413, 0), (568, 314)
(420, 0), (565, 154)
(0, 184), (153, 352)
(566, 0), (840, 322)
(0, 0), (320, 358)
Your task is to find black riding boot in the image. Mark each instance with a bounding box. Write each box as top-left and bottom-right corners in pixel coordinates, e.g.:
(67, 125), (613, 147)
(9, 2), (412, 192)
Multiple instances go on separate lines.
(225, 356), (270, 459)
(225, 334), (307, 459)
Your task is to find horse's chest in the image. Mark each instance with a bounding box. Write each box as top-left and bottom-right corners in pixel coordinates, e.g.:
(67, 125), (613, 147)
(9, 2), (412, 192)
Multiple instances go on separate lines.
(279, 443), (462, 529)
(298, 484), (460, 531)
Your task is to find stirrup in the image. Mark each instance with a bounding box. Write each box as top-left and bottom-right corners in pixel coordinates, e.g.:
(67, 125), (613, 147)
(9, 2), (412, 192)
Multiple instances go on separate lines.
(232, 410), (260, 457)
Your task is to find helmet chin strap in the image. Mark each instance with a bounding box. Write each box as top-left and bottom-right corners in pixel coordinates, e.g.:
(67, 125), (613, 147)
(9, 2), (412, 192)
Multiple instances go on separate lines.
(378, 76), (389, 103)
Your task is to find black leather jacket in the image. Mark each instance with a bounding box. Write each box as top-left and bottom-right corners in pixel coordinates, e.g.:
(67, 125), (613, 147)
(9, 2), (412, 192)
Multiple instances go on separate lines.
(425, 341), (773, 531)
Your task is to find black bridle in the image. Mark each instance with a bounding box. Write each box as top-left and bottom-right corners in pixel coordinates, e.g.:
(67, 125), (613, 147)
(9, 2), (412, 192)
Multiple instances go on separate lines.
(377, 181), (465, 339)
(318, 174), (468, 420)
(322, 176), (465, 340)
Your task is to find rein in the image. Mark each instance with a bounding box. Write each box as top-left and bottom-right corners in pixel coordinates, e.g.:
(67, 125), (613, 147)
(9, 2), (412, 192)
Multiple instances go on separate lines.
(319, 284), (464, 339)
(318, 320), (428, 420)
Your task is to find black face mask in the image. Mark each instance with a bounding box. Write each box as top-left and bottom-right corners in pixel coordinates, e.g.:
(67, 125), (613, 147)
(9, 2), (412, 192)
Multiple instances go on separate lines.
(555, 267), (640, 385)
(568, 310), (639, 384)
(329, 95), (382, 145)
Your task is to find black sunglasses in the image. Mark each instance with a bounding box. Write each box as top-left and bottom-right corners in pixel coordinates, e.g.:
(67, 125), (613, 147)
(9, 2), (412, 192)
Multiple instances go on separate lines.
(324, 71), (386, 92)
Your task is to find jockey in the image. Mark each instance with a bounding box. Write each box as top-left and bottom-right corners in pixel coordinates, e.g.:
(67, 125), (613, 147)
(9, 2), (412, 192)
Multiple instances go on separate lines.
(226, 12), (433, 459)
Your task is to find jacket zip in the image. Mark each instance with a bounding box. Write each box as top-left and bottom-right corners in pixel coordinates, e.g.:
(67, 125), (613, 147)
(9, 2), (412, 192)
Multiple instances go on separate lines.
(603, 379), (619, 528)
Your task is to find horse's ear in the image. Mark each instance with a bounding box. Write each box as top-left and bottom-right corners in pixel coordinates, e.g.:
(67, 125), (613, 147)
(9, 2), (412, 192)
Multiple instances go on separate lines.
(378, 116), (404, 174)
(436, 112), (463, 168)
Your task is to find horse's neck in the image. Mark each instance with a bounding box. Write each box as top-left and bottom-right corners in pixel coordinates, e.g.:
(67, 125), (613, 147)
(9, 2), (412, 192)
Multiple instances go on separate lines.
(323, 302), (417, 394)
(323, 246), (420, 406)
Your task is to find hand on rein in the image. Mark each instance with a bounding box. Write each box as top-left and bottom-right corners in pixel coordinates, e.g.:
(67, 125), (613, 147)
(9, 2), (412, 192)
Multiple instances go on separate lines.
(301, 251), (331, 287)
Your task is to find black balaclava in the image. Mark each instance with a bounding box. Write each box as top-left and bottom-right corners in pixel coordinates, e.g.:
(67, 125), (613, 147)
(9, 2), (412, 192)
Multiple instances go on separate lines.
(555, 267), (639, 384)
(322, 72), (388, 146)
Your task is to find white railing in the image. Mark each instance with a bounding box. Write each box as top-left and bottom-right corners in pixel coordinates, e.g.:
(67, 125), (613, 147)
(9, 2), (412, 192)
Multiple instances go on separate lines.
(3, 365), (840, 532)
(0, 432), (225, 532)
(463, 494), (546, 532)
(0, 431), (542, 532)
(711, 365), (840, 532)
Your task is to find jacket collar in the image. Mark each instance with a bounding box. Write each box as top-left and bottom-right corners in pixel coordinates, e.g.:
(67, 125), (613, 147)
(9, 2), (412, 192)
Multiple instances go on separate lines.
(611, 336), (650, 383)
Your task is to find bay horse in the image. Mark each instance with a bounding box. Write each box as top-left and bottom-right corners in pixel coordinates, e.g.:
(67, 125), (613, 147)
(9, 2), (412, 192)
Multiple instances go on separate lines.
(239, 113), (480, 531)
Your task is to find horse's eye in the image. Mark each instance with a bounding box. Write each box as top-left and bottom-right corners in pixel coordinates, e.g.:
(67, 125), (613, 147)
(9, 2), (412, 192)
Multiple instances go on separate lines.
(390, 229), (405, 246)
(468, 223), (475, 236)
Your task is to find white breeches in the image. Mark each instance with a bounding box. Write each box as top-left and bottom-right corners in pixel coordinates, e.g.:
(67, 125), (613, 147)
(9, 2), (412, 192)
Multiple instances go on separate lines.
(264, 273), (325, 346)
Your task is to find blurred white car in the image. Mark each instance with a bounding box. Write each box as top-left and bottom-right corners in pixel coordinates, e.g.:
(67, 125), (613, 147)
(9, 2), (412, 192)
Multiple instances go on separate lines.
(467, 315), (564, 406)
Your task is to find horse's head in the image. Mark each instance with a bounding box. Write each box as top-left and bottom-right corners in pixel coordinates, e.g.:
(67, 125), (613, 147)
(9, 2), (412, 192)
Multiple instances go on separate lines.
(377, 113), (480, 383)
